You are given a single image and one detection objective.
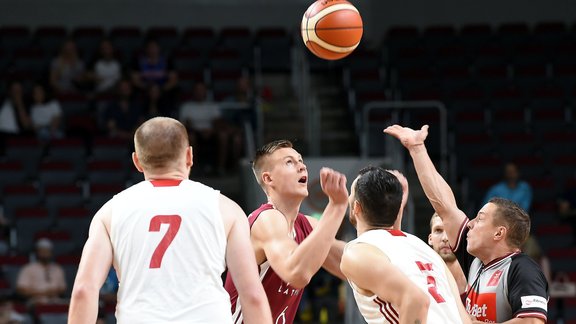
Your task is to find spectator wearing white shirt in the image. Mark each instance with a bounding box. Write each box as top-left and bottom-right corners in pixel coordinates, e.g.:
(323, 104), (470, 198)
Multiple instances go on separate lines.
(30, 83), (63, 141)
(91, 39), (122, 94)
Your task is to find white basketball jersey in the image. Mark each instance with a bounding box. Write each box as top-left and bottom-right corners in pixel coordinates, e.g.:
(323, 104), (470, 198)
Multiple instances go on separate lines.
(110, 179), (232, 324)
(346, 229), (461, 324)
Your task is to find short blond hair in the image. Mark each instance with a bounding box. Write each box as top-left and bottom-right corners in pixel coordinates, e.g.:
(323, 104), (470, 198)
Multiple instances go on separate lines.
(251, 140), (293, 187)
(134, 117), (189, 170)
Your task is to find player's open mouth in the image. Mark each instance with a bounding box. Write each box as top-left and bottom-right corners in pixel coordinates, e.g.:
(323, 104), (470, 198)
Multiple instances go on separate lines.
(298, 176), (307, 184)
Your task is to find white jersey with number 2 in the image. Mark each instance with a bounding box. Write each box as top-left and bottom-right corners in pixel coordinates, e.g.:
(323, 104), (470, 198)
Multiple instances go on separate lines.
(346, 229), (462, 324)
(110, 179), (232, 324)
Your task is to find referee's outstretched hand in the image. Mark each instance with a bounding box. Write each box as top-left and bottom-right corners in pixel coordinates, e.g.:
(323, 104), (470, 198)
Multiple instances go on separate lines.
(383, 124), (429, 149)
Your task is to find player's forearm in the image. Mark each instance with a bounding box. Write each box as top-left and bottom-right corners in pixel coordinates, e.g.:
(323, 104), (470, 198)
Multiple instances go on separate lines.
(68, 283), (100, 324)
(408, 144), (468, 249)
(288, 202), (347, 287)
(408, 145), (457, 212)
(323, 240), (346, 280)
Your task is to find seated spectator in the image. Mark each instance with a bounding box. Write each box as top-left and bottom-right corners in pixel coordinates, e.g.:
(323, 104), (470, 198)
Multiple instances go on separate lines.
(90, 39), (122, 95)
(28, 83), (62, 137)
(0, 294), (25, 324)
(223, 75), (258, 129)
(522, 234), (552, 283)
(131, 39), (178, 116)
(16, 238), (66, 305)
(103, 79), (144, 140)
(49, 39), (90, 94)
(29, 83), (64, 141)
(483, 162), (533, 212)
(179, 81), (239, 175)
(0, 81), (32, 154)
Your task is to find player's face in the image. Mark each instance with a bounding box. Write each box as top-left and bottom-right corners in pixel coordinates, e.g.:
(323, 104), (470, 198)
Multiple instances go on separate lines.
(266, 147), (308, 198)
(428, 217), (456, 262)
(467, 203), (499, 257)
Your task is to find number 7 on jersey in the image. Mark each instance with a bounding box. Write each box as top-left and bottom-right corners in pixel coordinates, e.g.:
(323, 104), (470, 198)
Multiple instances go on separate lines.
(149, 215), (182, 269)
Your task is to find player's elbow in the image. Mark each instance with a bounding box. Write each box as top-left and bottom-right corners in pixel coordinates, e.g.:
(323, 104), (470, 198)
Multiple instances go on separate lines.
(286, 269), (313, 289)
(239, 286), (270, 312)
(402, 288), (430, 314)
(70, 282), (99, 303)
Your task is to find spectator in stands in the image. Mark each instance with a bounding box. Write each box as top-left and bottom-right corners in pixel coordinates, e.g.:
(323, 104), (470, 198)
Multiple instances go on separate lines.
(90, 39), (122, 95)
(0, 81), (32, 154)
(224, 75), (258, 130)
(16, 238), (66, 305)
(178, 81), (232, 175)
(49, 39), (90, 94)
(103, 79), (144, 141)
(143, 84), (165, 118)
(29, 83), (64, 141)
(0, 294), (24, 324)
(131, 39), (178, 116)
(483, 162), (533, 212)
(0, 81), (32, 135)
(522, 234), (552, 283)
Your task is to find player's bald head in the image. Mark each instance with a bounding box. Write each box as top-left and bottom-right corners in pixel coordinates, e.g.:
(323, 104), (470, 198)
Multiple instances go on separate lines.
(134, 117), (189, 170)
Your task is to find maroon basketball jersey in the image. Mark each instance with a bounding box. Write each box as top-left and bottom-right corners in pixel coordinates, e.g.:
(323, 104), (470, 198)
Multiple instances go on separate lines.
(224, 203), (314, 324)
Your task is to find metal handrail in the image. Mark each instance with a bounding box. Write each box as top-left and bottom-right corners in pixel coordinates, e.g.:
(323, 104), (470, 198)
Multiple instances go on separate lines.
(360, 100), (449, 177)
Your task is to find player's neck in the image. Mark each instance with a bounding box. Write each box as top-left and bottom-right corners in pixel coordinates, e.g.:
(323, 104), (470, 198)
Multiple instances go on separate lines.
(267, 194), (302, 220)
(356, 222), (396, 236)
(144, 170), (189, 181)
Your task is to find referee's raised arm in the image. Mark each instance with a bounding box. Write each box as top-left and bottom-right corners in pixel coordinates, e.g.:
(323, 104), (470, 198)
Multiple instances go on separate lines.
(384, 124), (469, 251)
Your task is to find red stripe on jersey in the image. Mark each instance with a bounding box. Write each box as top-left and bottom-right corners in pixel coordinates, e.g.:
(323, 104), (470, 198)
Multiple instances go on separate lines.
(384, 302), (399, 323)
(386, 229), (406, 237)
(374, 298), (399, 324)
(150, 179), (183, 187)
(516, 312), (547, 321)
(374, 298), (393, 323)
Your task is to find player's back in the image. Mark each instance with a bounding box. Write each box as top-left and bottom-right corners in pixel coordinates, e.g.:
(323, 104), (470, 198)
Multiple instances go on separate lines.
(110, 179), (231, 324)
(348, 229), (461, 324)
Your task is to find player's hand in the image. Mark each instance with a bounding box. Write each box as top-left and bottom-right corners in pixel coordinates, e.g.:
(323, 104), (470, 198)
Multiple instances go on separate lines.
(383, 124), (429, 149)
(320, 167), (348, 205)
(387, 169), (409, 209)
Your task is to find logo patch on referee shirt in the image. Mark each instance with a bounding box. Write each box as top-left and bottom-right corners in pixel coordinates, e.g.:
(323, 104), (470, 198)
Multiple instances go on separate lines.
(520, 295), (547, 311)
(487, 270), (503, 287)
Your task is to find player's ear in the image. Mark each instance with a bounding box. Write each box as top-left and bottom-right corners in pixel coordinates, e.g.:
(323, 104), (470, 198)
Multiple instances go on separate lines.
(428, 233), (433, 246)
(186, 146), (193, 168)
(132, 152), (144, 173)
(262, 171), (272, 185)
(353, 200), (362, 216)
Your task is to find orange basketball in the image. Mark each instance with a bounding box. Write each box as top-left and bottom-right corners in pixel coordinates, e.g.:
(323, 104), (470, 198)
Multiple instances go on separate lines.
(301, 0), (363, 60)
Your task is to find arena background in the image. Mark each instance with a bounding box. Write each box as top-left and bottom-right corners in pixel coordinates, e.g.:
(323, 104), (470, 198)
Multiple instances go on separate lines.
(1, 0), (576, 322)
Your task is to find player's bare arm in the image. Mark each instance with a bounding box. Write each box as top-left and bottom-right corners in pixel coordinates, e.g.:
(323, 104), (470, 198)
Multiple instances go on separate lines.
(341, 242), (430, 324)
(220, 195), (273, 324)
(68, 201), (114, 324)
(251, 168), (348, 288)
(384, 125), (468, 247)
(305, 215), (346, 280)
